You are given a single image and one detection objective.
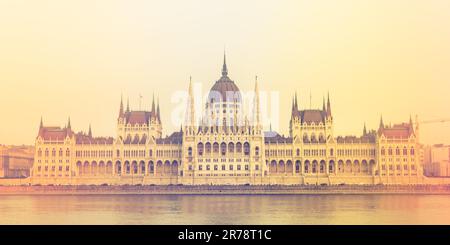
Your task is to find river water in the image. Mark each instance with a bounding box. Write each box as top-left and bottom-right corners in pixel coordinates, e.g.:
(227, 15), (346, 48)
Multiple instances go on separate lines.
(1, 194), (449, 224)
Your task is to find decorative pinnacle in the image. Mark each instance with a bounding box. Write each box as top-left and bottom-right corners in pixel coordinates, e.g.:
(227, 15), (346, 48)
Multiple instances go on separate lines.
(222, 51), (228, 77)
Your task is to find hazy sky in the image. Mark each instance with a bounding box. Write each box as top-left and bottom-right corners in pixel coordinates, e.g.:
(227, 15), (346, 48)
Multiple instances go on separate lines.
(1, 0), (450, 145)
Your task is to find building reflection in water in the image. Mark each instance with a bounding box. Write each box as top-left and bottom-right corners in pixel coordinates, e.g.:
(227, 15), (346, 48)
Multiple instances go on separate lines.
(1, 195), (449, 224)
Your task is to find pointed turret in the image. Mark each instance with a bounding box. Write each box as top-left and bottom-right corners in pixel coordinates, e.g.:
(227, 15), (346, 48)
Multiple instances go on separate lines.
(253, 76), (260, 127)
(291, 96), (295, 118)
(88, 124), (92, 137)
(67, 117), (71, 130)
(119, 95), (124, 117)
(221, 51), (228, 77)
(151, 93), (155, 113)
(39, 116), (43, 129)
(415, 114), (420, 140)
(379, 115), (384, 131)
(322, 96), (326, 111)
(157, 97), (161, 122)
(326, 92), (332, 118)
(291, 92), (299, 119)
(126, 98), (130, 112)
(294, 92), (298, 110)
(363, 122), (367, 135)
(185, 76), (196, 129)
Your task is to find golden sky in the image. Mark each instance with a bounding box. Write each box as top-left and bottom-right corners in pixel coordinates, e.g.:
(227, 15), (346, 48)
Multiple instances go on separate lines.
(1, 0), (450, 145)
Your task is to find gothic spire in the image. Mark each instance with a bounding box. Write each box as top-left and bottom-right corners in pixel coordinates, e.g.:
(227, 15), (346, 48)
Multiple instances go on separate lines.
(185, 76), (195, 129)
(151, 93), (155, 113)
(322, 96), (326, 111)
(363, 122), (367, 135)
(126, 97), (130, 112)
(379, 115), (384, 129)
(40, 116), (43, 129)
(326, 92), (332, 117)
(291, 96), (295, 114)
(119, 94), (124, 117)
(157, 96), (160, 122)
(294, 91), (298, 110)
(221, 51), (228, 77)
(67, 117), (71, 129)
(253, 75), (260, 126)
(88, 124), (92, 137)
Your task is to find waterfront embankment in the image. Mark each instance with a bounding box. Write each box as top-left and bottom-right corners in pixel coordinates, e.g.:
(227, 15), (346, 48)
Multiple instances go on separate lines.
(1, 184), (450, 195)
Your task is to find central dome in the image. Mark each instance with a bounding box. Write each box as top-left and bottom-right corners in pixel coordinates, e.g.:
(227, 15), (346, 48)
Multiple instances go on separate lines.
(207, 54), (241, 103)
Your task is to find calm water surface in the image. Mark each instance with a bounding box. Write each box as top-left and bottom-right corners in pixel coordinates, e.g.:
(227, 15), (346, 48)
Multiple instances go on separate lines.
(1, 194), (449, 224)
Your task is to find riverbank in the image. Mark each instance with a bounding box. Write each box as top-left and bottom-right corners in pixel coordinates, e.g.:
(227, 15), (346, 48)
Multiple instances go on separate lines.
(1, 184), (450, 195)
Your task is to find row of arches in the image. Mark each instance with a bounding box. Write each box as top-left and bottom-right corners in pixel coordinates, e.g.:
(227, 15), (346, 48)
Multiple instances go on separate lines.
(195, 142), (253, 156)
(267, 159), (376, 175)
(37, 147), (70, 158)
(76, 161), (113, 176)
(381, 146), (415, 156)
(302, 133), (327, 144)
(76, 160), (179, 177)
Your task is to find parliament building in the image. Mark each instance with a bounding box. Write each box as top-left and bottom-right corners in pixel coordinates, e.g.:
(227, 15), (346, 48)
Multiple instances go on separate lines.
(31, 55), (425, 185)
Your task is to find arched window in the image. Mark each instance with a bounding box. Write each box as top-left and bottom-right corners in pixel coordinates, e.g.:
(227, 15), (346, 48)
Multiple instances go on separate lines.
(403, 147), (407, 155)
(65, 148), (70, 157)
(197, 143), (204, 156)
(228, 142), (234, 153)
(236, 142), (242, 153)
(311, 134), (317, 143)
(125, 161), (130, 174)
(188, 147), (192, 157)
(295, 161), (300, 173)
(410, 147), (415, 155)
(303, 133), (309, 143)
(52, 148), (56, 157)
(205, 142), (211, 154)
(396, 147), (400, 155)
(319, 134), (325, 143)
(243, 142), (250, 156)
(149, 161), (154, 173)
(296, 148), (300, 156)
(329, 161), (334, 172)
(220, 142), (227, 156)
(381, 147), (385, 155)
(59, 148), (63, 157)
(38, 148), (42, 157)
(388, 148), (393, 155)
(255, 146), (260, 156)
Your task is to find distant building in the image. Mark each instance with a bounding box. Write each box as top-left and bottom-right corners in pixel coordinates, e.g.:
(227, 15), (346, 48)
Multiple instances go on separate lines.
(30, 55), (424, 185)
(0, 145), (34, 178)
(424, 144), (450, 177)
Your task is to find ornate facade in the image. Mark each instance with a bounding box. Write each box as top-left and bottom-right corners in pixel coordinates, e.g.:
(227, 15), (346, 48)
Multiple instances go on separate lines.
(30, 56), (425, 185)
